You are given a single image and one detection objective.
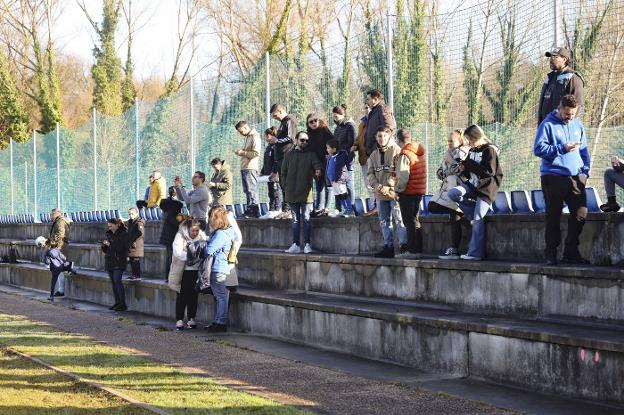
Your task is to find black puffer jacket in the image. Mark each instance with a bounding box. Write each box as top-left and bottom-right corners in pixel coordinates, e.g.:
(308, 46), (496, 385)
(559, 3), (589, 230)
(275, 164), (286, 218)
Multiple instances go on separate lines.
(538, 67), (584, 124)
(101, 228), (129, 271)
(159, 198), (183, 246)
(126, 218), (145, 258)
(306, 127), (333, 167)
(333, 118), (356, 152)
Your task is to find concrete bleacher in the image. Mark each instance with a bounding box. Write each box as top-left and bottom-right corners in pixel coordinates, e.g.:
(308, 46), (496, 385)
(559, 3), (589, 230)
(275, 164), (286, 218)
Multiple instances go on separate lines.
(0, 212), (624, 406)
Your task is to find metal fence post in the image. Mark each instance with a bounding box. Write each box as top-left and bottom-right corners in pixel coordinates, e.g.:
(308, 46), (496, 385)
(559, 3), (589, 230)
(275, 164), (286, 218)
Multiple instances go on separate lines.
(135, 101), (140, 200)
(108, 162), (111, 210)
(190, 77), (195, 175)
(93, 107), (98, 210)
(24, 161), (28, 213)
(265, 51), (271, 128)
(9, 138), (14, 215)
(33, 130), (37, 218)
(56, 123), (61, 210)
(553, 0), (560, 46)
(386, 12), (394, 111)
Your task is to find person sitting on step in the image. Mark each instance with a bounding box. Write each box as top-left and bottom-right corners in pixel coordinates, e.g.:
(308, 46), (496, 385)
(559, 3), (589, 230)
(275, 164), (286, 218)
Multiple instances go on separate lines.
(600, 155), (624, 212)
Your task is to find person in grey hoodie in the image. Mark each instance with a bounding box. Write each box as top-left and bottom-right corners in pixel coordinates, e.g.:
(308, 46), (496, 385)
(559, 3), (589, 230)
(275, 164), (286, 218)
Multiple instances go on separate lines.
(175, 171), (211, 231)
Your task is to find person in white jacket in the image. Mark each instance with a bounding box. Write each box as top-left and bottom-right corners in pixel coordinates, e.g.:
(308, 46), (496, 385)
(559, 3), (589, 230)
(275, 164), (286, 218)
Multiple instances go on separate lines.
(169, 219), (207, 330)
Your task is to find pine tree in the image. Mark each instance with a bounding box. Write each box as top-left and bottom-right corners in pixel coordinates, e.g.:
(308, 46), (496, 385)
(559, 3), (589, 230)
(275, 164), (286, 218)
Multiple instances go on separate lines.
(0, 49), (29, 148)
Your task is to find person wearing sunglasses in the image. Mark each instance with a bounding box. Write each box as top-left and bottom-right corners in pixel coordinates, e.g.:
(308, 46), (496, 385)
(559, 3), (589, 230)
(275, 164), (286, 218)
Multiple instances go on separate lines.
(305, 113), (334, 217)
(281, 131), (323, 254)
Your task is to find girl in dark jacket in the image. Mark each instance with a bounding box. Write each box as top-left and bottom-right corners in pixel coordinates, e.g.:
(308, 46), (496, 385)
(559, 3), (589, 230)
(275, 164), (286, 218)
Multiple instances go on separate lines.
(159, 186), (183, 277)
(42, 240), (75, 302)
(448, 125), (503, 261)
(306, 113), (334, 217)
(101, 218), (130, 311)
(332, 105), (357, 213)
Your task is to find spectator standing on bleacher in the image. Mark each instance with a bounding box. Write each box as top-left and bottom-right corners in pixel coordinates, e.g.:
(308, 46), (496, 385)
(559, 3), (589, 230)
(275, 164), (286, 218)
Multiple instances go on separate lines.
(448, 125), (502, 261)
(282, 131), (323, 254)
(271, 103), (297, 218)
(306, 113), (334, 218)
(49, 208), (70, 296)
(234, 121), (261, 218)
(169, 218), (206, 330)
(534, 94), (591, 265)
(260, 127), (282, 218)
(136, 175), (154, 209)
(101, 218), (129, 311)
(429, 129), (471, 259)
(42, 239), (75, 302)
(208, 159), (233, 207)
(137, 171), (166, 209)
(368, 127), (407, 258)
(125, 208), (145, 281)
(353, 104), (376, 215)
(332, 105), (357, 215)
(159, 187), (183, 277)
(600, 155), (624, 212)
(325, 139), (352, 217)
(538, 47), (584, 125)
(175, 171), (211, 230)
(364, 90), (396, 216)
(390, 128), (426, 255)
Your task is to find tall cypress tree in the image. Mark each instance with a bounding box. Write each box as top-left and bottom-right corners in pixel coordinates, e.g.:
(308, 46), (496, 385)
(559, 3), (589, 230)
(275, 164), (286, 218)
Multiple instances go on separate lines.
(0, 49), (29, 148)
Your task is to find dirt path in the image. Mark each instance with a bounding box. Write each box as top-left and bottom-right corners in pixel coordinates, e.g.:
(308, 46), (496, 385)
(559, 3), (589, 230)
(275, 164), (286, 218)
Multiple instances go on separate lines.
(0, 289), (514, 415)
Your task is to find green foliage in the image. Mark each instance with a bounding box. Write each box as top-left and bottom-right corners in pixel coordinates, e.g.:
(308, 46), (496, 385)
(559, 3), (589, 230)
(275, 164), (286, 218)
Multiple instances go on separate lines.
(33, 40), (63, 134)
(91, 0), (123, 116)
(462, 21), (482, 125)
(0, 50), (29, 147)
(393, 0), (427, 127)
(121, 49), (136, 113)
(359, 1), (388, 97)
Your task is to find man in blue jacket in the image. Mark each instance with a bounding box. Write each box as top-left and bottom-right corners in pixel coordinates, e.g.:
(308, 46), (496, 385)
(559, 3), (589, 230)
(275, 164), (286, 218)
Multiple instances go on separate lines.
(534, 94), (591, 265)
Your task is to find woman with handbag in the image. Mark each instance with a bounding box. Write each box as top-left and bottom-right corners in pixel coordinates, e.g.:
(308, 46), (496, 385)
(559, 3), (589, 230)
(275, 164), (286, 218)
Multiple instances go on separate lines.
(169, 218), (207, 330)
(203, 206), (238, 333)
(101, 219), (130, 311)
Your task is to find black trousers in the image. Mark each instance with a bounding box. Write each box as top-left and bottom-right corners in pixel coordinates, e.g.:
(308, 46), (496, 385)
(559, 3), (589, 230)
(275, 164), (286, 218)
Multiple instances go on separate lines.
(398, 194), (423, 253)
(176, 270), (199, 321)
(541, 175), (587, 257)
(136, 200), (148, 209)
(128, 257), (141, 277)
(164, 245), (173, 278)
(428, 201), (465, 249)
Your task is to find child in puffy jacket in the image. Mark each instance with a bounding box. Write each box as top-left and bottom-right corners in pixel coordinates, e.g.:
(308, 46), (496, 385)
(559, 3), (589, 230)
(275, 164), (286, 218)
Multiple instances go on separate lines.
(325, 139), (354, 217)
(42, 240), (75, 301)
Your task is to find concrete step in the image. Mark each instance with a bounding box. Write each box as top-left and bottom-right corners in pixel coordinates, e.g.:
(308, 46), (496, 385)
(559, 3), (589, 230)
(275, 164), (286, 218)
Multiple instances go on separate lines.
(1, 260), (624, 405)
(6, 238), (624, 325)
(3, 283), (621, 415)
(2, 212), (623, 264)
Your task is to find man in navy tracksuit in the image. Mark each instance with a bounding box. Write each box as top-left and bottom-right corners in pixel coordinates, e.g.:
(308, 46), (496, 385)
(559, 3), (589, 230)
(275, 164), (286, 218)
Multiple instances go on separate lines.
(534, 94), (591, 265)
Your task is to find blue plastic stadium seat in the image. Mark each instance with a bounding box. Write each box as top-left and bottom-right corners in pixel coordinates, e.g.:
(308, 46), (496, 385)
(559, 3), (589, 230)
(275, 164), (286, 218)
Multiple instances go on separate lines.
(139, 208), (147, 220)
(28, 214), (34, 223)
(154, 207), (162, 220)
(70, 212), (76, 222)
(493, 191), (512, 214)
(531, 190), (546, 213)
(353, 198), (366, 216)
(39, 213), (45, 222)
(95, 211), (102, 222)
(365, 197), (375, 212)
(234, 204), (245, 218)
(586, 187), (603, 213)
(259, 203), (269, 216)
(511, 190), (534, 213)
(225, 204), (234, 214)
(113, 209), (120, 219)
(146, 208), (154, 221)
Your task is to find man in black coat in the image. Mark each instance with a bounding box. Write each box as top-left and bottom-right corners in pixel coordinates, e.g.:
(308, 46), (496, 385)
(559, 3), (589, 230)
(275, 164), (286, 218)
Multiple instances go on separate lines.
(126, 207), (145, 280)
(159, 187), (183, 277)
(538, 47), (585, 125)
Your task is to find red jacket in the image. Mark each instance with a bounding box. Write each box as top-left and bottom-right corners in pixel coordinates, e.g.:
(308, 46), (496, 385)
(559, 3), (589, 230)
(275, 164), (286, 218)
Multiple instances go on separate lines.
(394, 143), (426, 196)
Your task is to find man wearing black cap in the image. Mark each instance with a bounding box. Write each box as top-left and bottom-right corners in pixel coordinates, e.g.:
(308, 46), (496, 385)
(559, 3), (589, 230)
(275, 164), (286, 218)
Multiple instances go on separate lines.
(538, 47), (584, 125)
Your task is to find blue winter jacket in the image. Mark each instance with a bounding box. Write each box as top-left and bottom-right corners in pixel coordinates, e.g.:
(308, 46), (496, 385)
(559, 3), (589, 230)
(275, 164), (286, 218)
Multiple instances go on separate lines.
(325, 150), (350, 186)
(533, 110), (590, 177)
(203, 227), (237, 274)
(43, 248), (66, 270)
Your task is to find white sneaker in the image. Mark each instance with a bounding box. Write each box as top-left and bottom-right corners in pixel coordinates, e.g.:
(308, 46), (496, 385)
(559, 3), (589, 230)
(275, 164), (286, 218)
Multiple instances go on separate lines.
(285, 243), (301, 254)
(460, 254), (482, 261)
(438, 247), (460, 260)
(303, 243), (313, 254)
(328, 209), (340, 218)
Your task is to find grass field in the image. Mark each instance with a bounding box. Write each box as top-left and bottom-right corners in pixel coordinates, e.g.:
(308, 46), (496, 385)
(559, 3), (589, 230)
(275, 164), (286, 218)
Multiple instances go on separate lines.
(0, 313), (309, 415)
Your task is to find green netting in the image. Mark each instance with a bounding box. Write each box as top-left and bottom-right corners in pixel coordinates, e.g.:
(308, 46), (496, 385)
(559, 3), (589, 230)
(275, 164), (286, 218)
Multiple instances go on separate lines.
(0, 0), (623, 216)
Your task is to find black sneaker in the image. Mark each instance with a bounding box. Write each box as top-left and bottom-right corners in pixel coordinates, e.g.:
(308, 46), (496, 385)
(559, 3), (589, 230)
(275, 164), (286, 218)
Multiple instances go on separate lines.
(600, 201), (621, 212)
(545, 256), (558, 266)
(113, 304), (128, 311)
(561, 255), (590, 265)
(399, 244), (409, 255)
(53, 291), (65, 297)
(108, 303), (119, 310)
(204, 323), (227, 333)
(374, 245), (395, 258)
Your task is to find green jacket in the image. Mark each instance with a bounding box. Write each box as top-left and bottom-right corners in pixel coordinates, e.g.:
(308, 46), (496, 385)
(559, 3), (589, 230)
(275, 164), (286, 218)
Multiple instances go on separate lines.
(281, 146), (323, 204)
(210, 162), (233, 206)
(49, 216), (70, 249)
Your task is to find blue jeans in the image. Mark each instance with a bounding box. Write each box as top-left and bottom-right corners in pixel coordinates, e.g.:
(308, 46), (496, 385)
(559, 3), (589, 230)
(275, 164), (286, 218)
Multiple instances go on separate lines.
(376, 199), (407, 246)
(314, 176), (333, 211)
(290, 202), (312, 245)
(210, 272), (229, 325)
(347, 167), (355, 208)
(108, 269), (126, 306)
(55, 273), (65, 294)
(448, 184), (492, 258)
(241, 169), (259, 206)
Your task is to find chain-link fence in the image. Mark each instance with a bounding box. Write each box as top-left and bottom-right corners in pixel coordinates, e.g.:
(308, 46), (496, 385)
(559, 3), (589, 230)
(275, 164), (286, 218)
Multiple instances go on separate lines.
(0, 0), (623, 216)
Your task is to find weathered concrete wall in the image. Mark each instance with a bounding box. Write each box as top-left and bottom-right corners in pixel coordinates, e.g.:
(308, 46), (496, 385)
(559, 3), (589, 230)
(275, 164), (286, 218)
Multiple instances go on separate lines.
(2, 212), (623, 263)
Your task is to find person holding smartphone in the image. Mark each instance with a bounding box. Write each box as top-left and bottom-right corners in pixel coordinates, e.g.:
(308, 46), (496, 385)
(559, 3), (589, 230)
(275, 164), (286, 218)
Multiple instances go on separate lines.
(600, 155), (624, 212)
(534, 94), (591, 265)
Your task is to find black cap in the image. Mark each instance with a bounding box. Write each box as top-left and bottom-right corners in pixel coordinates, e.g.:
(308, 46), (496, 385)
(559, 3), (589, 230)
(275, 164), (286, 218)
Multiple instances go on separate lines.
(545, 47), (571, 61)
